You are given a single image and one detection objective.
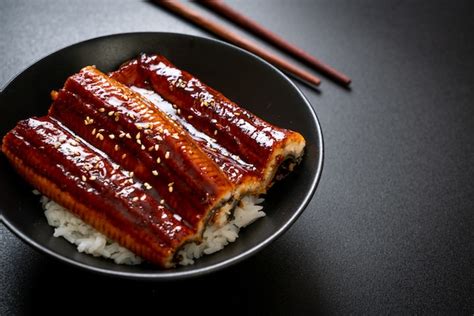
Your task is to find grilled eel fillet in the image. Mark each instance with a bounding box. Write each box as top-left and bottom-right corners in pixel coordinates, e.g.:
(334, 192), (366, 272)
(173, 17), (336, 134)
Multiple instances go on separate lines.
(2, 117), (194, 267)
(50, 66), (233, 232)
(2, 67), (235, 267)
(109, 53), (306, 198)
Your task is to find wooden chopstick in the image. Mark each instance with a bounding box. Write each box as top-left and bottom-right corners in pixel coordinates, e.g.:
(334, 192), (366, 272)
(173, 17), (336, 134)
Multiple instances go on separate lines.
(157, 1), (321, 86)
(198, 0), (351, 86)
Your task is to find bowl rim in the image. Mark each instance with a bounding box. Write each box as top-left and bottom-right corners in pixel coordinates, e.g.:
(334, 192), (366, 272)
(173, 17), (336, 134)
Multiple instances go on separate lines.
(0, 31), (324, 280)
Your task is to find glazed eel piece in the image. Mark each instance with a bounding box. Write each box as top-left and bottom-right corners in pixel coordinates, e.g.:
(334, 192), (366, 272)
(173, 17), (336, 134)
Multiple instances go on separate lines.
(50, 67), (234, 233)
(1, 116), (194, 267)
(110, 53), (306, 197)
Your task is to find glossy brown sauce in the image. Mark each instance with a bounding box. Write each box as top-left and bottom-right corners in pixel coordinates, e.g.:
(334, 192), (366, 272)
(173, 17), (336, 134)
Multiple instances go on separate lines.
(130, 86), (256, 184)
(4, 117), (193, 252)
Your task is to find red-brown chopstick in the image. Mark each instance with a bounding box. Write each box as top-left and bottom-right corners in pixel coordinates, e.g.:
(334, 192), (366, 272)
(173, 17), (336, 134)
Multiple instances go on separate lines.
(198, 0), (351, 86)
(157, 1), (321, 86)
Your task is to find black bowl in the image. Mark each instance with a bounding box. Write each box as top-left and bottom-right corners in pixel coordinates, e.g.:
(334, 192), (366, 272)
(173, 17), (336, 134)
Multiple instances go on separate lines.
(0, 32), (323, 280)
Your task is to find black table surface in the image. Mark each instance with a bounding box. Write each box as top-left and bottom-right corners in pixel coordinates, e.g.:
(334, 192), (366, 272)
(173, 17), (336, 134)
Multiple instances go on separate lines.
(1, 1), (472, 314)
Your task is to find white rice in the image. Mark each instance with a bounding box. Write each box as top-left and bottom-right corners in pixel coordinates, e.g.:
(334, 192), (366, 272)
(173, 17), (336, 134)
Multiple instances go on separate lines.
(178, 196), (265, 265)
(37, 190), (265, 266)
(40, 194), (142, 265)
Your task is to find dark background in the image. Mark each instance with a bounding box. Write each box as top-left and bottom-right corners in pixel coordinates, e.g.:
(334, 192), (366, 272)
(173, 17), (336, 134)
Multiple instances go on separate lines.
(1, 0), (472, 314)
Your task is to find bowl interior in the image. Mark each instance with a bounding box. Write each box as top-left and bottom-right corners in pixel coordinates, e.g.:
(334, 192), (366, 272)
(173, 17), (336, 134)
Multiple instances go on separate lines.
(0, 32), (323, 279)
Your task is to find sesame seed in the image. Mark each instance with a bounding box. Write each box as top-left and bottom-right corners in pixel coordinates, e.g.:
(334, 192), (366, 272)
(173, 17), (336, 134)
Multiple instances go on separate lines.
(234, 112), (240, 116)
(129, 113), (136, 119)
(128, 178), (133, 184)
(168, 182), (174, 186)
(168, 186), (173, 193)
(214, 130), (218, 135)
(141, 145), (145, 150)
(154, 144), (159, 151)
(84, 116), (94, 125)
(125, 133), (131, 139)
(136, 139), (141, 145)
(144, 182), (152, 190)
(136, 132), (141, 139)
(114, 144), (119, 151)
(211, 119), (217, 124)
(152, 170), (158, 176)
(119, 131), (125, 138)
(129, 172), (134, 177)
(121, 153), (127, 159)
(98, 108), (105, 112)
(108, 111), (115, 116)
(187, 115), (193, 119)
(177, 109), (181, 115)
(156, 157), (161, 164)
(114, 115), (119, 122)
(98, 129), (105, 133)
(160, 199), (165, 204)
(109, 134), (115, 139)
(132, 197), (139, 202)
(140, 195), (146, 201)
(148, 146), (154, 151)
(96, 133), (104, 141)
(81, 175), (87, 181)
(165, 151), (170, 159)
(136, 124), (142, 130)
(89, 175), (97, 180)
(92, 128), (96, 135)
